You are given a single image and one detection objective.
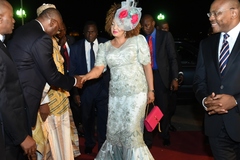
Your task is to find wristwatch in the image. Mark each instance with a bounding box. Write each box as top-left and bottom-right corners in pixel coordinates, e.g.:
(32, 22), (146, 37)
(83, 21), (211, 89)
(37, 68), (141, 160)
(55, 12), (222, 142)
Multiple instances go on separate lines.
(174, 78), (178, 82)
(178, 71), (184, 75)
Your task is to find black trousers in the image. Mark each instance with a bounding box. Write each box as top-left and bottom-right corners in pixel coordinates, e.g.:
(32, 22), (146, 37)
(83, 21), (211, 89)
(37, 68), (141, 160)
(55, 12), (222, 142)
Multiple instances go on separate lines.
(5, 145), (28, 160)
(144, 70), (170, 146)
(168, 90), (177, 123)
(209, 126), (240, 160)
(69, 93), (81, 128)
(80, 82), (108, 150)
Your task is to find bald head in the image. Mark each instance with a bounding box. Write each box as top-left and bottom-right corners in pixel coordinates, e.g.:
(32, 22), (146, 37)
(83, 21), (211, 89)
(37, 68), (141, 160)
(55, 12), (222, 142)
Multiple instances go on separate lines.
(141, 14), (154, 23)
(0, 0), (15, 35)
(36, 8), (63, 37)
(0, 0), (10, 11)
(209, 0), (240, 33)
(212, 0), (239, 10)
(141, 14), (155, 35)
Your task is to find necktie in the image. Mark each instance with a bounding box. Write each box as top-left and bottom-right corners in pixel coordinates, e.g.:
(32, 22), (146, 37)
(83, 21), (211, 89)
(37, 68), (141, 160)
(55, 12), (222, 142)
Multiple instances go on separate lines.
(62, 44), (70, 71)
(90, 42), (95, 69)
(148, 36), (153, 67)
(219, 34), (230, 76)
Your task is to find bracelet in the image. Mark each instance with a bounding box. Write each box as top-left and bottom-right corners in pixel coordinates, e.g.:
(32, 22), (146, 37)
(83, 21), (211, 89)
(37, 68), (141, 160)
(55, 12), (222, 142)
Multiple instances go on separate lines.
(149, 90), (155, 93)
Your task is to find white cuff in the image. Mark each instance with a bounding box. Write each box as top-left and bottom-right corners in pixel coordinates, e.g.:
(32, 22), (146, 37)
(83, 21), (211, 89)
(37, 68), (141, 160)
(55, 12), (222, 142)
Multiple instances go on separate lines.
(202, 97), (207, 111)
(178, 71), (184, 75)
(40, 83), (50, 104)
(74, 77), (77, 86)
(41, 95), (50, 105)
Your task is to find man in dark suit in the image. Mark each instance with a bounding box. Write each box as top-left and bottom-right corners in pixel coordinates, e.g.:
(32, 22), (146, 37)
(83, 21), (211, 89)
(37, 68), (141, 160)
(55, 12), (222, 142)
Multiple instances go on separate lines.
(69, 21), (109, 154)
(7, 8), (82, 133)
(156, 20), (184, 132)
(141, 14), (179, 147)
(57, 22), (84, 137)
(0, 1), (36, 159)
(58, 22), (75, 75)
(193, 0), (240, 159)
(156, 19), (170, 32)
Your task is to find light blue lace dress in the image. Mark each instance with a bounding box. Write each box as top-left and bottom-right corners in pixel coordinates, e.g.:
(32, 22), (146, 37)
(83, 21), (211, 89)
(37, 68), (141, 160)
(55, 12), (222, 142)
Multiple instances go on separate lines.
(94, 34), (154, 160)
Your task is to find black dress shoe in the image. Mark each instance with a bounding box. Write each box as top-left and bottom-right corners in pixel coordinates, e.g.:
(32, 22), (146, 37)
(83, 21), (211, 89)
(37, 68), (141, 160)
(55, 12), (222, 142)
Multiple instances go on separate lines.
(78, 131), (84, 137)
(169, 124), (177, 132)
(163, 139), (171, 146)
(85, 147), (93, 154)
(77, 123), (84, 137)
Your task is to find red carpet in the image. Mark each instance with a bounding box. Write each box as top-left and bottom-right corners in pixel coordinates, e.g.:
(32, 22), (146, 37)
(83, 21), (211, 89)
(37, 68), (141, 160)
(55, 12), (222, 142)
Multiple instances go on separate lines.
(75, 131), (213, 160)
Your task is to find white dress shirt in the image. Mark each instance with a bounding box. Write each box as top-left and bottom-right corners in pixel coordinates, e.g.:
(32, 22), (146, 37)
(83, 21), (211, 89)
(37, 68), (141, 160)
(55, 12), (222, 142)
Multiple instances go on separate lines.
(85, 39), (99, 72)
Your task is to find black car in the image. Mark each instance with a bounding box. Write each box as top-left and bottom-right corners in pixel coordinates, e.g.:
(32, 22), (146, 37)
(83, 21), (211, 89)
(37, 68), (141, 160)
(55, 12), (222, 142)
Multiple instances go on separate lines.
(174, 39), (199, 102)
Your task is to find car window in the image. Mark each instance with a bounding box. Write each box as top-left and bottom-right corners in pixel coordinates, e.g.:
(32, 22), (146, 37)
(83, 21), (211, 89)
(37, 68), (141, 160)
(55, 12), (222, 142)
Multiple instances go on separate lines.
(175, 42), (198, 66)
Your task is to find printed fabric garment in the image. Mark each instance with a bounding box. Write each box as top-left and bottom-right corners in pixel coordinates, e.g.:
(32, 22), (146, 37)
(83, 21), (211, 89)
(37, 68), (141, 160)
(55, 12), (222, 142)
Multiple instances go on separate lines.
(32, 37), (80, 160)
(94, 35), (154, 160)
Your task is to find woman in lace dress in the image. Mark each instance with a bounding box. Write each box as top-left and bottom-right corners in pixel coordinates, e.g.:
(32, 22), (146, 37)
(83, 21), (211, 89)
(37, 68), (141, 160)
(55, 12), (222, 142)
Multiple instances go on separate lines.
(80, 0), (155, 159)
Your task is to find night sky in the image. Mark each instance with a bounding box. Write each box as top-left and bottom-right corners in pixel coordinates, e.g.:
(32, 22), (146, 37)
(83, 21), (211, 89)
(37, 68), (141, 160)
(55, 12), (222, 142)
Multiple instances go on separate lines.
(8, 0), (213, 41)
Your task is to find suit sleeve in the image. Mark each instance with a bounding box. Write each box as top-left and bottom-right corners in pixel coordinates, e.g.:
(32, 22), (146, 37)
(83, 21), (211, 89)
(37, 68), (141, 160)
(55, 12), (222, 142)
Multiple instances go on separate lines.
(31, 35), (75, 91)
(69, 44), (78, 77)
(166, 32), (178, 79)
(192, 41), (208, 103)
(176, 51), (183, 72)
(0, 54), (28, 145)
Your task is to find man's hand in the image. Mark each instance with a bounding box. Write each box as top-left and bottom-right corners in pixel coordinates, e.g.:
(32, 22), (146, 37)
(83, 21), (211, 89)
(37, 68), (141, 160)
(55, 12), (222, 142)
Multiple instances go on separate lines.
(170, 79), (179, 91)
(39, 103), (50, 121)
(74, 76), (83, 88)
(204, 92), (236, 115)
(20, 135), (36, 159)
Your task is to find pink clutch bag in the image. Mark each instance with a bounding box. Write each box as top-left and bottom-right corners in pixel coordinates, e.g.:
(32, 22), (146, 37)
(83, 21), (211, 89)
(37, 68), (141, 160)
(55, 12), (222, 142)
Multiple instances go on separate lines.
(144, 104), (163, 132)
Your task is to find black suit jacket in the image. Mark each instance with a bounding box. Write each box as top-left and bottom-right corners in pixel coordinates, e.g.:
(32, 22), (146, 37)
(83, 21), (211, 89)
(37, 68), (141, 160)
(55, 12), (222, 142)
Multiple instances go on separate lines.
(154, 30), (178, 88)
(69, 37), (109, 92)
(0, 41), (29, 158)
(193, 32), (240, 142)
(8, 20), (75, 127)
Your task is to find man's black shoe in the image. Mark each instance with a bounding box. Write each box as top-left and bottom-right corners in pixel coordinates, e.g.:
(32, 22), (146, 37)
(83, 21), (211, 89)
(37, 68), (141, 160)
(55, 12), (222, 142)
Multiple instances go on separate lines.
(77, 123), (84, 137)
(169, 124), (177, 132)
(163, 139), (171, 146)
(78, 131), (84, 137)
(85, 147), (93, 154)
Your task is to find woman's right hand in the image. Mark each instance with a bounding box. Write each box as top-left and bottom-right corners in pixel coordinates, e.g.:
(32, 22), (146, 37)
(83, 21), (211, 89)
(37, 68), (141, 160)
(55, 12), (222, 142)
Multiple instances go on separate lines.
(80, 75), (87, 84)
(74, 75), (84, 88)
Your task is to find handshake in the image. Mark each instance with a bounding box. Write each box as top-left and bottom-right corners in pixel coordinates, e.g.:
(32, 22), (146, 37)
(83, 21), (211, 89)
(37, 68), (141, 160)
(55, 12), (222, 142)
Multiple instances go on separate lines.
(74, 75), (86, 88)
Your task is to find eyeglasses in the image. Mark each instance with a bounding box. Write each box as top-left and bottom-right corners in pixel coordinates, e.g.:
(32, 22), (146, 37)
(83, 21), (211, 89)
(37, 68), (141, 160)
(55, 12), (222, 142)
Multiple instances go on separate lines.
(207, 8), (234, 18)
